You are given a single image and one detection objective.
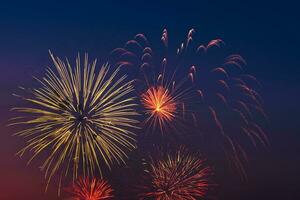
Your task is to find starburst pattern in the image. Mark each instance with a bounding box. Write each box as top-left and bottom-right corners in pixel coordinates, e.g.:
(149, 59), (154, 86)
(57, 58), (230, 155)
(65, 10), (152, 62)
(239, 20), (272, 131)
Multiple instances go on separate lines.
(139, 147), (211, 200)
(10, 52), (139, 188)
(110, 31), (193, 135)
(66, 177), (114, 200)
(141, 86), (176, 132)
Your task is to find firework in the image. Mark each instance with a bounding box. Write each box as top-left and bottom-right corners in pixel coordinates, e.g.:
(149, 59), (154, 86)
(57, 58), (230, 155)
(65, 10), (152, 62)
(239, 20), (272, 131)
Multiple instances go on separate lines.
(138, 147), (211, 200)
(180, 29), (269, 175)
(110, 30), (193, 135)
(140, 86), (176, 132)
(10, 52), (139, 188)
(66, 177), (113, 200)
(110, 29), (268, 176)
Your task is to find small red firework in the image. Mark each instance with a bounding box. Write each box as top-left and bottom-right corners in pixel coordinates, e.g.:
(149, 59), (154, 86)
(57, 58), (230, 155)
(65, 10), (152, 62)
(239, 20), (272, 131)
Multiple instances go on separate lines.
(141, 86), (177, 131)
(139, 148), (212, 200)
(66, 177), (114, 200)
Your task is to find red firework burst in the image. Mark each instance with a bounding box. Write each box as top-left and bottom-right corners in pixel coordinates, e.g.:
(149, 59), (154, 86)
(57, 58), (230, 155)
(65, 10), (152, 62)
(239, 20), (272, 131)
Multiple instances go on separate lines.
(141, 86), (177, 132)
(66, 177), (114, 200)
(139, 148), (212, 200)
(110, 29), (268, 177)
(110, 31), (194, 135)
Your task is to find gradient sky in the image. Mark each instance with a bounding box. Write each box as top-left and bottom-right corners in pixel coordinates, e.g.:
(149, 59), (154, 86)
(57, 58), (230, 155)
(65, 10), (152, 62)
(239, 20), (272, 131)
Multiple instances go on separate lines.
(0, 1), (299, 199)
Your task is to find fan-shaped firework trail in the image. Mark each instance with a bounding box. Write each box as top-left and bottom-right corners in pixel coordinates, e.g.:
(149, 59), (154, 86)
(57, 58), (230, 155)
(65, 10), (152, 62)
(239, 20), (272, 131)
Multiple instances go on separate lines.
(110, 29), (268, 176)
(10, 52), (139, 189)
(66, 177), (114, 200)
(138, 147), (211, 200)
(110, 30), (194, 135)
(181, 29), (268, 176)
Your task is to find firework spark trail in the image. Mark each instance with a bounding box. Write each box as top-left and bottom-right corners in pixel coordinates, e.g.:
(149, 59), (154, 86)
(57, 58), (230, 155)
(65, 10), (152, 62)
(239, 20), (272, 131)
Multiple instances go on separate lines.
(138, 147), (212, 200)
(110, 29), (268, 177)
(9, 52), (139, 190)
(182, 29), (269, 176)
(110, 31), (195, 135)
(66, 177), (114, 200)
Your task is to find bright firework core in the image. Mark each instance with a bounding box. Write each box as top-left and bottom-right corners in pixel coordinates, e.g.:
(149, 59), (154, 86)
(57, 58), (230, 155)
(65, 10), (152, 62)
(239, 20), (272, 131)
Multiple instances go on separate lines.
(141, 86), (176, 124)
(66, 177), (114, 200)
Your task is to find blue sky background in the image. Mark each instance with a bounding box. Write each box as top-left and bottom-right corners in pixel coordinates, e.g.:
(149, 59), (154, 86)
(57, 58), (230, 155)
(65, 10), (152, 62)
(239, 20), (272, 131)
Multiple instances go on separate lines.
(0, 1), (299, 199)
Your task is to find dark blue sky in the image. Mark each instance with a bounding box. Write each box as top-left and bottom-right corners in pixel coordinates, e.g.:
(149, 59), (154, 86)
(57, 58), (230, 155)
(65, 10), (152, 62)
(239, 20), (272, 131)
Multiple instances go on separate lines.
(0, 1), (299, 199)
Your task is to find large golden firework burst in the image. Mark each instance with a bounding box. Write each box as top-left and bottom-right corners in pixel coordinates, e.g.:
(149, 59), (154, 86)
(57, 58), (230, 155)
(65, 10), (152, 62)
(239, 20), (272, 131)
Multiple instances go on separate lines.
(10, 52), (139, 189)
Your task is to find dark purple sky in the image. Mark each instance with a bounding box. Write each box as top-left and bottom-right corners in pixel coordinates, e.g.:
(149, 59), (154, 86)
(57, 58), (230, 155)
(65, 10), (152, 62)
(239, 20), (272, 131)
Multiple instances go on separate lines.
(0, 1), (299, 199)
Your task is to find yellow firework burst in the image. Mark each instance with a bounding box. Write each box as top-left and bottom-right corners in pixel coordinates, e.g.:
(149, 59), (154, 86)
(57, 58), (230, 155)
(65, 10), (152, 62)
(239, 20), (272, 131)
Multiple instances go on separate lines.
(10, 52), (139, 189)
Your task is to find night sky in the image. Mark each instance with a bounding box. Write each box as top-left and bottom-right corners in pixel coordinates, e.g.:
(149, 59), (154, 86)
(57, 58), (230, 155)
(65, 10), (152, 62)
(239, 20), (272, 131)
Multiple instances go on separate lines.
(0, 1), (299, 199)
